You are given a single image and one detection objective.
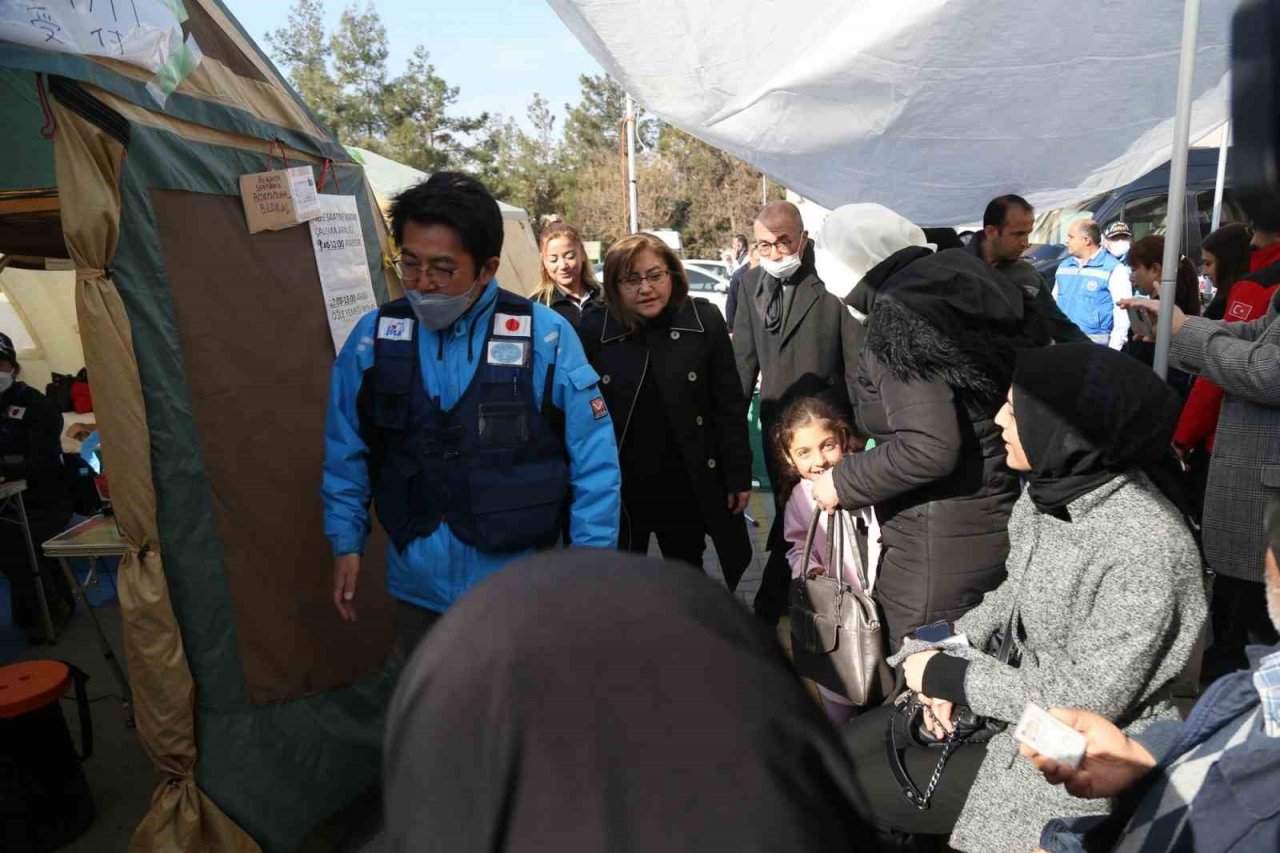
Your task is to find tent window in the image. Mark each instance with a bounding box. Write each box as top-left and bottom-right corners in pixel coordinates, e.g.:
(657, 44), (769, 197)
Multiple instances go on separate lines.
(0, 288), (43, 358)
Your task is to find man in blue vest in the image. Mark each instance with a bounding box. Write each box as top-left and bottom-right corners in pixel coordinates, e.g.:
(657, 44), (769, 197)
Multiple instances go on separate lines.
(323, 172), (621, 657)
(1053, 218), (1133, 348)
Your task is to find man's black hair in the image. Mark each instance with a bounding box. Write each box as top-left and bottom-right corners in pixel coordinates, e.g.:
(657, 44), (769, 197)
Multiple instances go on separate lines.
(390, 172), (504, 269)
(983, 194), (1034, 230)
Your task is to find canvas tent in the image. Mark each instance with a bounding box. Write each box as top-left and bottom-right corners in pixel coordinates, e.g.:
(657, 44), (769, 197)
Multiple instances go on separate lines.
(347, 145), (546, 296)
(548, 0), (1239, 225)
(1, 2), (401, 850)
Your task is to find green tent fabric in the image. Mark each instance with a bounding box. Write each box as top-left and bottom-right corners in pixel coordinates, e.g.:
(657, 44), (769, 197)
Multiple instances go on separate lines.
(1, 3), (400, 849)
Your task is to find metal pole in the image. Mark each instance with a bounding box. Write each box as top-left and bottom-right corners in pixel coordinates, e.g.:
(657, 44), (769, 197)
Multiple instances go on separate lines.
(1153, 0), (1202, 380)
(1210, 121), (1231, 232)
(761, 173), (768, 205)
(625, 93), (639, 233)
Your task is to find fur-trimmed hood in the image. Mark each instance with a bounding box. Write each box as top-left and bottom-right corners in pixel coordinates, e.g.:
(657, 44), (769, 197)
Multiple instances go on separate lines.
(865, 248), (1052, 400)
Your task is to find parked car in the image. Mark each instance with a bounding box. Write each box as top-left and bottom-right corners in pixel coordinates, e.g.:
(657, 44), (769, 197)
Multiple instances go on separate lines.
(685, 259), (733, 280)
(1027, 148), (1246, 281)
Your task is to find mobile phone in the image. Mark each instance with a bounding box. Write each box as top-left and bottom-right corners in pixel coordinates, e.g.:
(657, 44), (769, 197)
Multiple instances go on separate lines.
(912, 620), (954, 644)
(1127, 306), (1155, 339)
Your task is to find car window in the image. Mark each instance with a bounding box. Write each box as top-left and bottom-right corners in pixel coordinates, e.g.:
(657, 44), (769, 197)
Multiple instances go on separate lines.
(1120, 194), (1169, 240)
(1194, 189), (1247, 238)
(685, 268), (718, 291)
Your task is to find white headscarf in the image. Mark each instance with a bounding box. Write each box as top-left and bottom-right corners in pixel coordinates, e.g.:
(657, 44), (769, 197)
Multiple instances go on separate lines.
(817, 203), (930, 286)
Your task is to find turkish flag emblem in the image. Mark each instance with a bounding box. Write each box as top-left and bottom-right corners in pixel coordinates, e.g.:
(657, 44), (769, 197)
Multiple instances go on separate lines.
(1228, 301), (1252, 321)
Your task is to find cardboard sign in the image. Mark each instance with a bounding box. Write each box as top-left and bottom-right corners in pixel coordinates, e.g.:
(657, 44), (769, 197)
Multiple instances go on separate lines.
(240, 166), (322, 234)
(310, 195), (379, 353)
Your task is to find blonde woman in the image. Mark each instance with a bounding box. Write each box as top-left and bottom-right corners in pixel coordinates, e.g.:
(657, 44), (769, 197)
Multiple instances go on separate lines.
(538, 221), (601, 327)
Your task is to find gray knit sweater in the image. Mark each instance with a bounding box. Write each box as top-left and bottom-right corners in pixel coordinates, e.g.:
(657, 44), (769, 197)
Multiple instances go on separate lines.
(890, 472), (1207, 853)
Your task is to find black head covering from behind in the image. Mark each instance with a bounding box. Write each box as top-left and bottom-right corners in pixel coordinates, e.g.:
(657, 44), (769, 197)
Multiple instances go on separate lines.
(1012, 343), (1185, 516)
(384, 550), (878, 853)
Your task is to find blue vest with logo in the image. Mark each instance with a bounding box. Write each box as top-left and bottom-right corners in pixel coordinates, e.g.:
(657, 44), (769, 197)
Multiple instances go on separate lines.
(363, 291), (568, 554)
(1055, 250), (1122, 339)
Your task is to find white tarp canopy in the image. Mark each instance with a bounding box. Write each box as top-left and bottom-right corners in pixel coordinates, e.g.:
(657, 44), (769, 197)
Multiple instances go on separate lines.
(549, 0), (1238, 225)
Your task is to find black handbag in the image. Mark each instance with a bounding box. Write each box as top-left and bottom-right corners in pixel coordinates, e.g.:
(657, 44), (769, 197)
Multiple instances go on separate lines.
(884, 612), (1020, 810)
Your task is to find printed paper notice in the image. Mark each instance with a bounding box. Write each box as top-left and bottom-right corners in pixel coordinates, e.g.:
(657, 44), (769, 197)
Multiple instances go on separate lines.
(310, 195), (378, 354)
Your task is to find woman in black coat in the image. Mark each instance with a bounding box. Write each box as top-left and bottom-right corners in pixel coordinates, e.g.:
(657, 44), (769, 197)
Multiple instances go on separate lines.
(579, 233), (753, 589)
(812, 206), (1053, 649)
(536, 220), (602, 327)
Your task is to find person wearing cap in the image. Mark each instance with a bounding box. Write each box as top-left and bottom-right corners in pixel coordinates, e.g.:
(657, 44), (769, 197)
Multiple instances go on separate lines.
(1103, 221), (1133, 264)
(0, 331), (74, 642)
(1053, 219), (1133, 349)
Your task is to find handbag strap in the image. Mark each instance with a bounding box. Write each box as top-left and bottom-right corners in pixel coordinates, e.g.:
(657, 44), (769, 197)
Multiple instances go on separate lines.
(885, 696), (959, 811)
(801, 504), (870, 591)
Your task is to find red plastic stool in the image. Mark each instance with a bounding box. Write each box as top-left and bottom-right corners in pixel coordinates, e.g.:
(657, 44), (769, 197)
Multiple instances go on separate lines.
(0, 661), (94, 852)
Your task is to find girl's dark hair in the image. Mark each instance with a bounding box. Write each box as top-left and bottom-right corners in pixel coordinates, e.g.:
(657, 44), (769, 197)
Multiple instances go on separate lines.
(1201, 223), (1253, 318)
(771, 397), (854, 506)
(1128, 235), (1201, 317)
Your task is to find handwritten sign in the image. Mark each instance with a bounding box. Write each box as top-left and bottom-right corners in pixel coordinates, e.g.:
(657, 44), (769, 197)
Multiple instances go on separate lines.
(309, 195), (378, 353)
(1, 1), (202, 102)
(239, 166), (321, 234)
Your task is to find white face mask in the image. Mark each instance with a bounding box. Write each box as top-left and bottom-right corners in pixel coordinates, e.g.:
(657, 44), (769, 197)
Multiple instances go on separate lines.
(1106, 239), (1131, 258)
(760, 251), (803, 281)
(0, 371), (13, 394)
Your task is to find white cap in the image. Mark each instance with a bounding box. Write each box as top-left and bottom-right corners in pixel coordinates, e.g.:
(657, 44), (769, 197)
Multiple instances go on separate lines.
(817, 203), (930, 285)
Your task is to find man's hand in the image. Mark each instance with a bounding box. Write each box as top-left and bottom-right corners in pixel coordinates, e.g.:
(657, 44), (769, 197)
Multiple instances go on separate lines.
(903, 649), (940, 693)
(333, 553), (361, 621)
(812, 469), (840, 511)
(1117, 297), (1189, 337)
(727, 490), (751, 514)
(1018, 707), (1156, 799)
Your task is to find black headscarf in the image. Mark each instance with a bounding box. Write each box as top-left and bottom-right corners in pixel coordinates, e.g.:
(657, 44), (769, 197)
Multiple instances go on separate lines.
(1012, 344), (1185, 516)
(844, 244), (933, 318)
(384, 550), (877, 853)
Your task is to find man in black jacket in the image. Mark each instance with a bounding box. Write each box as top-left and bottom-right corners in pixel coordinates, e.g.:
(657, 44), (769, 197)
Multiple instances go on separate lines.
(972, 194), (1088, 344)
(733, 201), (863, 622)
(0, 332), (73, 642)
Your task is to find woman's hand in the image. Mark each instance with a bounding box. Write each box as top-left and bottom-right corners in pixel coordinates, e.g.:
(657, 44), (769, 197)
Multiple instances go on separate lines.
(1018, 707), (1156, 800)
(1117, 297), (1189, 337)
(902, 649), (939, 693)
(727, 491), (751, 514)
(812, 469), (840, 511)
(919, 694), (955, 738)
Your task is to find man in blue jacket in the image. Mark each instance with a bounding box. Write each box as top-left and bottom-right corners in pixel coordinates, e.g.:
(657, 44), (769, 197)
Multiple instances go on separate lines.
(323, 173), (620, 657)
(1026, 498), (1280, 852)
(1053, 219), (1132, 348)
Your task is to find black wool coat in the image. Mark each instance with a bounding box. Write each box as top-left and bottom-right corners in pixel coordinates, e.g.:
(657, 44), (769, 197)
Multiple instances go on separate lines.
(579, 298), (753, 589)
(731, 251), (864, 485)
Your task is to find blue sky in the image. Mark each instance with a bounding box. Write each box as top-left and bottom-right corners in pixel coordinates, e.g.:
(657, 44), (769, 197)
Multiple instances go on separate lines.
(222, 0), (605, 130)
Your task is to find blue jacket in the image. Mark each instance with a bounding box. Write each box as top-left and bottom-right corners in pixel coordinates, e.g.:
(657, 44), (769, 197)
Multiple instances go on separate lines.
(322, 280), (621, 612)
(1054, 249), (1125, 342)
(1041, 643), (1280, 852)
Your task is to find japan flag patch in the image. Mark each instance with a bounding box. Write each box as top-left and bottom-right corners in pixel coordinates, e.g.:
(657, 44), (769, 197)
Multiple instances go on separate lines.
(494, 313), (531, 337)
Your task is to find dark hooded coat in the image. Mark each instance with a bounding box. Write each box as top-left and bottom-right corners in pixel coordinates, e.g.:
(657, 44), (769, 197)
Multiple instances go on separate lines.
(383, 550), (880, 853)
(835, 247), (1052, 647)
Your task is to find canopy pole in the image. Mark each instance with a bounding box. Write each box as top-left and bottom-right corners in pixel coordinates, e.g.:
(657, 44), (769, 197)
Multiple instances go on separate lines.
(1210, 121), (1231, 232)
(625, 94), (639, 233)
(1154, 0), (1203, 380)
(761, 173), (768, 205)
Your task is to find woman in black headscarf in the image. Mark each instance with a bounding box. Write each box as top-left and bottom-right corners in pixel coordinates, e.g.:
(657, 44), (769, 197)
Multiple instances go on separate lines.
(383, 549), (879, 853)
(842, 344), (1208, 853)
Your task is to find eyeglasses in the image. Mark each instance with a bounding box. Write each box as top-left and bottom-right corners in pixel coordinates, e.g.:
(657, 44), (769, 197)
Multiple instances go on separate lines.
(620, 269), (669, 290)
(395, 257), (460, 287)
(755, 236), (796, 254)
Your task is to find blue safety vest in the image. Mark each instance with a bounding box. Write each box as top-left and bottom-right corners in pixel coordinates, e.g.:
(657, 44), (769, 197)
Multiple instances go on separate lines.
(362, 291), (568, 554)
(1054, 250), (1122, 339)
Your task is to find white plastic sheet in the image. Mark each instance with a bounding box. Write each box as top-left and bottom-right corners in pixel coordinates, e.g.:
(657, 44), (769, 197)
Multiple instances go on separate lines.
(549, 0), (1238, 224)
